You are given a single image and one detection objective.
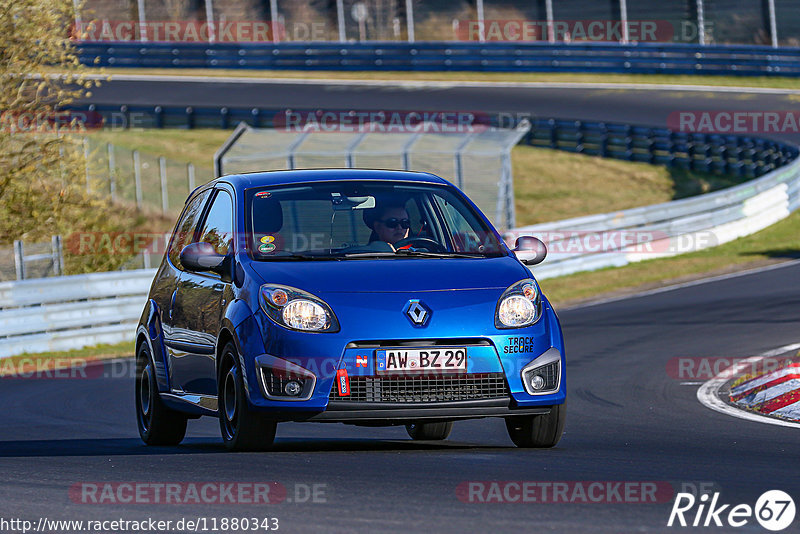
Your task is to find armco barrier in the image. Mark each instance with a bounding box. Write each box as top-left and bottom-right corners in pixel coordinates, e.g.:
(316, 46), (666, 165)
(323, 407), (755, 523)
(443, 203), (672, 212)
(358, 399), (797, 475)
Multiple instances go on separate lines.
(77, 41), (800, 76)
(73, 102), (799, 180)
(0, 269), (156, 357)
(512, 155), (800, 279)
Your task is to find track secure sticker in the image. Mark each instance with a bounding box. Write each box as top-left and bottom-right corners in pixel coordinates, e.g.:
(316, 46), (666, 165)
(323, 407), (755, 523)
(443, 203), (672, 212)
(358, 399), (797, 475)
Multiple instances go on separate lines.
(336, 368), (350, 396)
(258, 243), (276, 253)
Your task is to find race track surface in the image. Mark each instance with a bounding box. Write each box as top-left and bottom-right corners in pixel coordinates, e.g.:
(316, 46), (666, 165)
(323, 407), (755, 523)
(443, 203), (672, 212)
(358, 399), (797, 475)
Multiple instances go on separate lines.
(2, 261), (798, 533)
(83, 77), (800, 143)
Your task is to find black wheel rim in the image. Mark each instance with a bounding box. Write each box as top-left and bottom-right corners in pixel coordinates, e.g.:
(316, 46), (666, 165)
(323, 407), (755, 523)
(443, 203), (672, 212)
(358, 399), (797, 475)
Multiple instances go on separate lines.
(221, 360), (238, 440)
(137, 360), (152, 433)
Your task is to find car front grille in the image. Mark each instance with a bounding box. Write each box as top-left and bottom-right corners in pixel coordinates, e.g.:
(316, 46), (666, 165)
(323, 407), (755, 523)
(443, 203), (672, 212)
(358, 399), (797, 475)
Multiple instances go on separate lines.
(329, 373), (509, 403)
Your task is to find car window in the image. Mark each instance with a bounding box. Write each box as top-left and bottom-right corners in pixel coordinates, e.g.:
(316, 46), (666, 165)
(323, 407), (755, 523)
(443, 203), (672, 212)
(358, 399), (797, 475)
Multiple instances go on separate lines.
(168, 189), (211, 270)
(435, 196), (492, 253)
(196, 190), (234, 256)
(247, 181), (504, 259)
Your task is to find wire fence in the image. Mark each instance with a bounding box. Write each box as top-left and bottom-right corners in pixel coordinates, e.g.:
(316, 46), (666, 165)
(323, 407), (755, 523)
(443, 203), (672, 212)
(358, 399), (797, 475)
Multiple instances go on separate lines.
(0, 237), (65, 282)
(76, 0), (800, 47)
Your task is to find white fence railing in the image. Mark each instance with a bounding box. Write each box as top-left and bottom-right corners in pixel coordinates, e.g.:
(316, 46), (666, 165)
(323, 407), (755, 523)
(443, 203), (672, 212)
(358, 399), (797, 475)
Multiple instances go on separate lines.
(0, 269), (156, 358)
(512, 154), (800, 279)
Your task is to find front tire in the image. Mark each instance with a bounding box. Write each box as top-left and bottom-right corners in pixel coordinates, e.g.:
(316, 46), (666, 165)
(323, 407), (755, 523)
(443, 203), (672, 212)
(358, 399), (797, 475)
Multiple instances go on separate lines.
(406, 421), (453, 440)
(135, 343), (188, 446)
(218, 342), (277, 451)
(505, 403), (566, 448)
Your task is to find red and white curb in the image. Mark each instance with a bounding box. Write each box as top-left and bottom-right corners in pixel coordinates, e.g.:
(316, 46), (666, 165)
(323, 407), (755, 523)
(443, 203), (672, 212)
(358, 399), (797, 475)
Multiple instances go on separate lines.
(697, 342), (800, 429)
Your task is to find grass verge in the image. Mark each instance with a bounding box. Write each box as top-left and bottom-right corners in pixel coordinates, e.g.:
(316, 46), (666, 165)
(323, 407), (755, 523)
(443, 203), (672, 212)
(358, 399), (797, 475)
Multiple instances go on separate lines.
(539, 210), (800, 307)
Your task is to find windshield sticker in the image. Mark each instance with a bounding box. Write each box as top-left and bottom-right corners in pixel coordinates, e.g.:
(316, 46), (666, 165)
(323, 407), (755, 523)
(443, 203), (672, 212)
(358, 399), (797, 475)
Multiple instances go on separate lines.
(260, 235), (275, 244)
(258, 243), (276, 253)
(255, 191), (272, 198)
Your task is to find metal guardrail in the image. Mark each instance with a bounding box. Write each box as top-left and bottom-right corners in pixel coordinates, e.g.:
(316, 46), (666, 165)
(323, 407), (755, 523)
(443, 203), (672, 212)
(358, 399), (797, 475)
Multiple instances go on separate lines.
(512, 155), (800, 279)
(0, 269), (156, 357)
(77, 41), (800, 76)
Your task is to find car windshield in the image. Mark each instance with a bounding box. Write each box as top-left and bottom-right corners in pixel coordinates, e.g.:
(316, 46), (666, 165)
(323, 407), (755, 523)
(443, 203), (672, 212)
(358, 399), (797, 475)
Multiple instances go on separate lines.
(246, 180), (506, 261)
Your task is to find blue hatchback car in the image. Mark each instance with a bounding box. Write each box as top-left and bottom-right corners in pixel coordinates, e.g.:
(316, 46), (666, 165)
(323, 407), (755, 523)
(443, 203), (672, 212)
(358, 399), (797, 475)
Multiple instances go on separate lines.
(135, 169), (566, 450)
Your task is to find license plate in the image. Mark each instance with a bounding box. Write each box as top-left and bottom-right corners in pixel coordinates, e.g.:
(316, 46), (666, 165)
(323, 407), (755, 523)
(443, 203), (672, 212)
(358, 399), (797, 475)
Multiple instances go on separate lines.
(375, 347), (467, 373)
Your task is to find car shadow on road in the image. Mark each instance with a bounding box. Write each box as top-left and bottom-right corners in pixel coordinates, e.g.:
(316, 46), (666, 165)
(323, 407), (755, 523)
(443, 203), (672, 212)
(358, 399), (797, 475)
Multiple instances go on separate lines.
(0, 437), (516, 457)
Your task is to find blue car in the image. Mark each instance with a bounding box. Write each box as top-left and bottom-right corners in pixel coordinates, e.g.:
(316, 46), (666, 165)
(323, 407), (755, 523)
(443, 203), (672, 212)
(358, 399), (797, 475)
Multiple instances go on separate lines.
(135, 169), (566, 450)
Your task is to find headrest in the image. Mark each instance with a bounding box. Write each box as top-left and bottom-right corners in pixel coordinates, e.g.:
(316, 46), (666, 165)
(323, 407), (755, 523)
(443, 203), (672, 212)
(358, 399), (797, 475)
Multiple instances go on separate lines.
(252, 198), (283, 234)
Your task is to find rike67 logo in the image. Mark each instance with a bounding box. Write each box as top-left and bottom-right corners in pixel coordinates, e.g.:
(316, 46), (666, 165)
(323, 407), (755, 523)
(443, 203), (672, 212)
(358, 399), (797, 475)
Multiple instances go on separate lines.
(668, 490), (795, 531)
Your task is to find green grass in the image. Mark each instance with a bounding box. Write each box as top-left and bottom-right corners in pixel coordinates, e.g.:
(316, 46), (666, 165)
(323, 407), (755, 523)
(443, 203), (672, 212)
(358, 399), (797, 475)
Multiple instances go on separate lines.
(539, 210), (800, 306)
(91, 68), (800, 89)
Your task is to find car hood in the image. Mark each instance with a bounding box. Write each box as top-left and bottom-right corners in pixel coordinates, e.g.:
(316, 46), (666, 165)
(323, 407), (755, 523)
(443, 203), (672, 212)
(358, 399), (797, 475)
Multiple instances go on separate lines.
(247, 255), (531, 295)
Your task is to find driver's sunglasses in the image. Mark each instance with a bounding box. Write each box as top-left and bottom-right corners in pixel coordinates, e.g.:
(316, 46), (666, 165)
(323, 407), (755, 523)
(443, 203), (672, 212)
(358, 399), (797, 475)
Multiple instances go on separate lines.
(379, 218), (411, 229)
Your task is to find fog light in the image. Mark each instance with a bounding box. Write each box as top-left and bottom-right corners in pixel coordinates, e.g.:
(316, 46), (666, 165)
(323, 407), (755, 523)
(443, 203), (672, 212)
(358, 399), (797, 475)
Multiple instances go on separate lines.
(529, 374), (546, 391)
(284, 380), (302, 396)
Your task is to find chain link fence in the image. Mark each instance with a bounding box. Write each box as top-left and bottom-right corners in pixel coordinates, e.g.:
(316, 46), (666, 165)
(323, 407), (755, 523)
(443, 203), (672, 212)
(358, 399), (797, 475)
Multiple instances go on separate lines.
(77, 0), (800, 47)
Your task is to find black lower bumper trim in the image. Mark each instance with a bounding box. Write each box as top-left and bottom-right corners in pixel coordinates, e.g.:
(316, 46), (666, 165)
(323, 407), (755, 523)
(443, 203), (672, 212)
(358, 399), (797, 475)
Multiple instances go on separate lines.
(286, 398), (551, 423)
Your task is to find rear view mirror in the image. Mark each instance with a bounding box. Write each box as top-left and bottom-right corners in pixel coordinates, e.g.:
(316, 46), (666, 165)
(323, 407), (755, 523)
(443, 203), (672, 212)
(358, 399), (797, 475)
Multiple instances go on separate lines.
(180, 242), (226, 273)
(331, 193), (376, 211)
(514, 236), (547, 266)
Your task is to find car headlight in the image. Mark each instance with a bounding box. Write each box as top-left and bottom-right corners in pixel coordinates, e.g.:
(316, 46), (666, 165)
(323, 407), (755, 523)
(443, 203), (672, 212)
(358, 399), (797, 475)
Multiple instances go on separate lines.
(495, 279), (542, 329)
(259, 285), (339, 333)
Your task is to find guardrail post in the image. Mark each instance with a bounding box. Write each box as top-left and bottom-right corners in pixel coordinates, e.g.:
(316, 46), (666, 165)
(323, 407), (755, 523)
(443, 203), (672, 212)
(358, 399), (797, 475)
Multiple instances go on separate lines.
(133, 150), (143, 209)
(107, 142), (116, 201)
(186, 107), (194, 129)
(405, 0), (415, 42)
(204, 0), (216, 42)
(767, 0), (778, 47)
(476, 0), (485, 42)
(545, 0), (555, 42)
(336, 0), (346, 42)
(599, 123), (608, 157)
(269, 0), (279, 43)
(159, 156), (169, 214)
(220, 107), (229, 129)
(13, 240), (24, 280)
(696, 0), (706, 45)
(154, 106), (163, 129)
(619, 0), (629, 44)
(624, 126), (633, 160)
(548, 119), (557, 149)
(51, 235), (64, 276)
(136, 0), (147, 41)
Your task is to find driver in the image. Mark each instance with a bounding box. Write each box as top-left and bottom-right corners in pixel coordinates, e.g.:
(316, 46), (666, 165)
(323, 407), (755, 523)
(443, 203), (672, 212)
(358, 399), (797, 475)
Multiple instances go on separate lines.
(363, 203), (410, 247)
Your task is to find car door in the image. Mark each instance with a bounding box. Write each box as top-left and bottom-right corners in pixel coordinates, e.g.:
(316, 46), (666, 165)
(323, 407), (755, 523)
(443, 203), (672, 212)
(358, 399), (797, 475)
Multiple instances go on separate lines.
(168, 188), (234, 395)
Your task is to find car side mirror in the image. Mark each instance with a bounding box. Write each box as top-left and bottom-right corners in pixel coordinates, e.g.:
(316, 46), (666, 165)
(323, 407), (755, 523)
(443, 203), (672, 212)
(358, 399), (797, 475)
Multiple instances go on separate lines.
(180, 242), (226, 273)
(514, 236), (547, 266)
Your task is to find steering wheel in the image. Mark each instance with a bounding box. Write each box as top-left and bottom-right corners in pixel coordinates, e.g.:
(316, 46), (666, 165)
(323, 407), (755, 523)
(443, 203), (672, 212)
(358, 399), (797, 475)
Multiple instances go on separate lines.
(393, 237), (447, 253)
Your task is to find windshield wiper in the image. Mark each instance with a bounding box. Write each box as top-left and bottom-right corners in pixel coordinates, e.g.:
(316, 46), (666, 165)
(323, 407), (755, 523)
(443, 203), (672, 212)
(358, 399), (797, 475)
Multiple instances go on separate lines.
(393, 250), (489, 259)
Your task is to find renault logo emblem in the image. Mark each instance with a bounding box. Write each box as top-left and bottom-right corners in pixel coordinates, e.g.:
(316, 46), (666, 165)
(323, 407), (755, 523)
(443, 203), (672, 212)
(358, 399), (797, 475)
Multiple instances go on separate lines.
(404, 300), (430, 326)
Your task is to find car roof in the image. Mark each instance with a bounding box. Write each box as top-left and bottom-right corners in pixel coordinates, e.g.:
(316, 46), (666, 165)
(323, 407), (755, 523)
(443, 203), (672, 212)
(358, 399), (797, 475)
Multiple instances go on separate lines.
(214, 169), (451, 190)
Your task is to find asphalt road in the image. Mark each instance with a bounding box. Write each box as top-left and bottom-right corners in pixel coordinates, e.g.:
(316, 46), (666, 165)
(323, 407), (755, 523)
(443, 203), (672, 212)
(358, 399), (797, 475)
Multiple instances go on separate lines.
(83, 76), (800, 143)
(2, 261), (798, 533)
